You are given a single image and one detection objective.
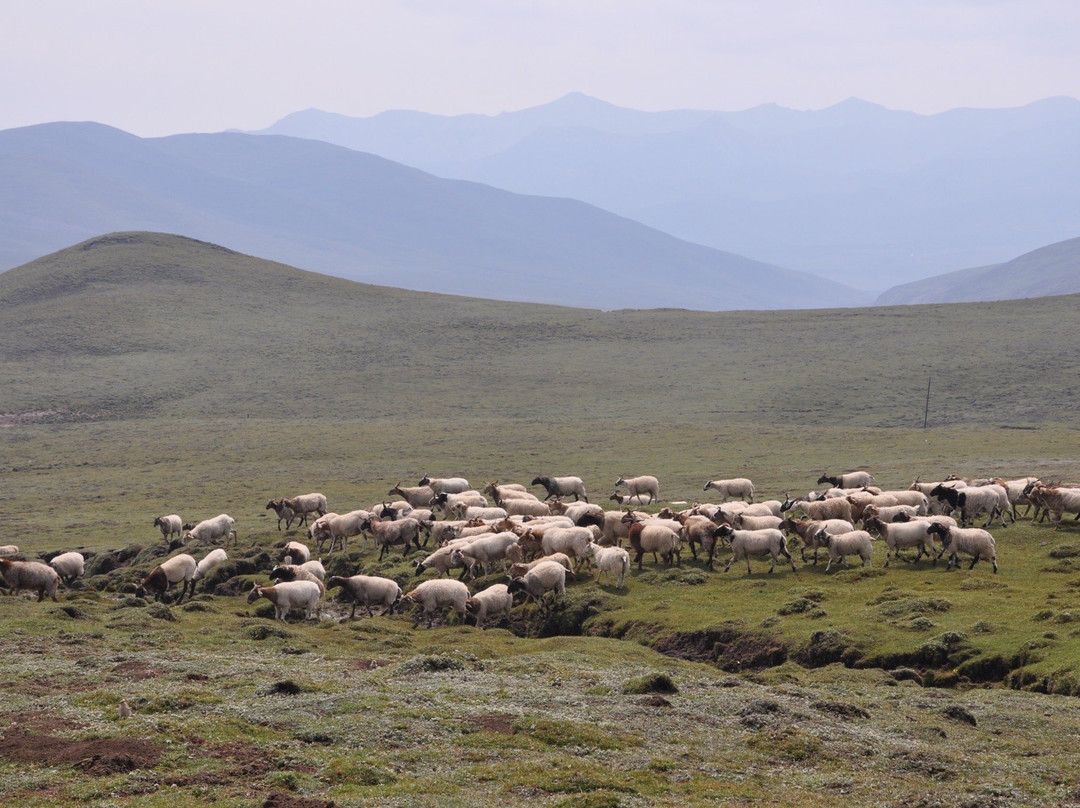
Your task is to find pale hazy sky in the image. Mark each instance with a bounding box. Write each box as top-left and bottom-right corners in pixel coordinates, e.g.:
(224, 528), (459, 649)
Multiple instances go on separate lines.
(3, 0), (1079, 137)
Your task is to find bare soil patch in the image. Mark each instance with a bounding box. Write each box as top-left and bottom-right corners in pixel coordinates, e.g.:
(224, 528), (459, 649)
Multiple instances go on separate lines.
(0, 728), (160, 774)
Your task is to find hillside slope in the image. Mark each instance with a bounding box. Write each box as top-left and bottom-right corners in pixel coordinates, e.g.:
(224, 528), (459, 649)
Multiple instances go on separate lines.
(875, 235), (1080, 304)
(0, 121), (866, 311)
(1, 232), (1077, 430)
(257, 93), (1080, 292)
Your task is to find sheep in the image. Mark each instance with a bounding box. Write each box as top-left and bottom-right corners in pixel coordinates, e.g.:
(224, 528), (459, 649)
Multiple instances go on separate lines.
(265, 499), (299, 531)
(585, 542), (630, 588)
(531, 475), (589, 503)
(627, 522), (682, 570)
(247, 580), (321, 622)
(361, 516), (423, 560)
(549, 501), (606, 528)
(429, 520), (468, 547)
(733, 513), (784, 531)
(539, 526), (596, 572)
(483, 481), (540, 507)
(779, 518), (855, 564)
(994, 476), (1040, 519)
(676, 514), (723, 566)
(813, 529), (873, 573)
(432, 490), (488, 515)
(48, 551), (84, 586)
(418, 475), (471, 496)
(0, 545), (19, 556)
(878, 490), (930, 512)
(449, 532), (520, 579)
(608, 491), (654, 506)
(930, 484), (1011, 528)
(507, 553), (574, 578)
(818, 471), (875, 488)
(465, 584), (513, 629)
(861, 504), (919, 525)
(402, 579), (471, 627)
(308, 509), (370, 554)
(599, 509), (648, 547)
(864, 517), (935, 566)
(388, 482), (436, 509)
(0, 558), (60, 602)
(727, 500), (784, 518)
(184, 514), (237, 548)
(615, 475), (659, 504)
(270, 564), (326, 594)
(703, 478), (755, 502)
(415, 545), (471, 579)
(926, 523), (998, 573)
(191, 548), (228, 584)
(503, 498), (552, 518)
(717, 525), (796, 574)
(1025, 483), (1080, 529)
(846, 492), (899, 523)
(507, 561), (567, 609)
(451, 504), (508, 522)
(153, 514), (183, 542)
(279, 540), (311, 564)
(277, 493), (329, 527)
(135, 553), (197, 603)
(326, 574), (402, 618)
(783, 497), (854, 524)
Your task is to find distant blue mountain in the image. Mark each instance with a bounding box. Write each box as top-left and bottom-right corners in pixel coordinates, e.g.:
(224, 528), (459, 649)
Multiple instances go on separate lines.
(0, 121), (868, 311)
(255, 93), (1080, 293)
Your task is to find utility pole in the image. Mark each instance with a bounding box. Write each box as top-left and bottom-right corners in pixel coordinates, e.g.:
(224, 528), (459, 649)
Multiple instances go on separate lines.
(923, 376), (931, 429)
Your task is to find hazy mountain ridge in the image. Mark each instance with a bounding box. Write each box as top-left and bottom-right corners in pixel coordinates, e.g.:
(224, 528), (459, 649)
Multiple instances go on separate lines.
(875, 235), (1080, 305)
(0, 121), (867, 311)
(256, 93), (1080, 292)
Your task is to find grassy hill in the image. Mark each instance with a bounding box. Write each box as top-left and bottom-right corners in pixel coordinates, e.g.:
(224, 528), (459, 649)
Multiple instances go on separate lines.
(2, 232), (1080, 807)
(876, 234), (1080, 304)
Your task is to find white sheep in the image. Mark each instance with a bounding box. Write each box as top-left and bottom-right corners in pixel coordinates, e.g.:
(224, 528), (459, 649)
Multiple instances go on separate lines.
(503, 498), (552, 518)
(432, 490), (488, 515)
(327, 574), (402, 618)
(785, 496), (854, 524)
(877, 490), (930, 512)
(1026, 484), (1080, 529)
(930, 484), (1011, 528)
(0, 558), (60, 601)
(402, 579), (471, 627)
(184, 514), (237, 548)
(361, 516), (424, 561)
(247, 581), (321, 622)
(135, 553), (198, 603)
(551, 501), (606, 528)
(926, 523), (998, 573)
(48, 551), (84, 585)
(270, 563), (326, 594)
(280, 540), (311, 564)
(585, 542), (630, 588)
(153, 514), (183, 543)
(531, 475), (589, 503)
(994, 476), (1040, 519)
(0, 545), (19, 556)
(818, 471), (875, 488)
(733, 513), (784, 531)
(718, 525), (796, 574)
(703, 478), (755, 502)
(861, 503), (919, 525)
(615, 475), (660, 504)
(539, 526), (595, 572)
(415, 544), (470, 580)
(279, 492), (329, 527)
(814, 529), (873, 573)
(418, 475), (471, 496)
(864, 517), (935, 566)
(507, 560), (567, 609)
(780, 517), (855, 565)
(449, 531), (520, 579)
(465, 583), (513, 629)
(388, 482), (437, 509)
(507, 553), (574, 578)
(191, 548), (228, 584)
(452, 505), (509, 522)
(309, 509), (369, 554)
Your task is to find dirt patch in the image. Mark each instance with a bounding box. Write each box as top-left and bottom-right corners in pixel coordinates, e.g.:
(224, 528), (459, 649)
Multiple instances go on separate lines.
(110, 660), (163, 681)
(198, 741), (276, 777)
(0, 729), (160, 773)
(472, 714), (517, 735)
(349, 658), (390, 671)
(262, 792), (335, 808)
(0, 710), (85, 735)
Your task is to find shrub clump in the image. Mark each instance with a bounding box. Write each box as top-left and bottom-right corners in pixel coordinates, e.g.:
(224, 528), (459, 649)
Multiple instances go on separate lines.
(621, 673), (678, 695)
(397, 654), (466, 675)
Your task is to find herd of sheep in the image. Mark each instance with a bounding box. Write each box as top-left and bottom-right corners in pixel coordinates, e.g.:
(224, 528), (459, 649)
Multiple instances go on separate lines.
(3, 471), (1079, 628)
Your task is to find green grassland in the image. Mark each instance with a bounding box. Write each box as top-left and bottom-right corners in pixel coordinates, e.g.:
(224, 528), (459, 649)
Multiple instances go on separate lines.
(1, 232), (1080, 806)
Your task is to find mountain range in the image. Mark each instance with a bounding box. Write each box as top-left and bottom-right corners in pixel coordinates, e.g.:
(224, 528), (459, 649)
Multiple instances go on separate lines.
(0, 121), (865, 311)
(255, 92), (1080, 293)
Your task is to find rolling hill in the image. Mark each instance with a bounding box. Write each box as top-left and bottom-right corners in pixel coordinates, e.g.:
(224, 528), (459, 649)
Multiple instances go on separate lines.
(0, 121), (867, 311)
(256, 93), (1080, 293)
(1, 232), (1077, 431)
(875, 235), (1080, 304)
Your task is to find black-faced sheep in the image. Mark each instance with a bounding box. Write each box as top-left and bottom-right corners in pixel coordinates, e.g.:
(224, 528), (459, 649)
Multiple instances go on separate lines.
(818, 471), (875, 488)
(926, 523), (998, 573)
(135, 553), (198, 603)
(153, 514), (183, 542)
(507, 560), (567, 610)
(418, 475), (471, 496)
(531, 475), (589, 503)
(717, 525), (795, 575)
